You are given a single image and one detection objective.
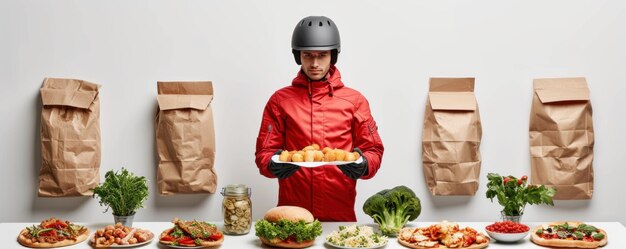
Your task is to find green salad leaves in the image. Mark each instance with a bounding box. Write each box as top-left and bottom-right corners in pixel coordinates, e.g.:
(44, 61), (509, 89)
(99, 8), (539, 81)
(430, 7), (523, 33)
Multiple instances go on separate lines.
(255, 219), (322, 242)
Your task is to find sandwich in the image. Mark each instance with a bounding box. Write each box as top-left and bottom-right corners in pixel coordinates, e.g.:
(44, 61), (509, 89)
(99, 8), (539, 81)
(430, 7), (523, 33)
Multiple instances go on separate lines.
(255, 206), (322, 248)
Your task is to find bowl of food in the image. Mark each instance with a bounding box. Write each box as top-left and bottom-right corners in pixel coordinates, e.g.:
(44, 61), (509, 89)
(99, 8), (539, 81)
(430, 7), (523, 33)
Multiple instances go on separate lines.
(485, 221), (530, 243)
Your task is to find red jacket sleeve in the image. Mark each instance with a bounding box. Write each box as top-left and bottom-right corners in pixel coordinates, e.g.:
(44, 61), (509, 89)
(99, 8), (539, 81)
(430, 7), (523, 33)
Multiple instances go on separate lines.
(254, 95), (285, 178)
(352, 95), (384, 179)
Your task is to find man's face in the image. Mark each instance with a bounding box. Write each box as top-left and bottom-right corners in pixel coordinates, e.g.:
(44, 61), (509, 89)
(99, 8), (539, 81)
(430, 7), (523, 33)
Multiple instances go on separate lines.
(300, 50), (331, 81)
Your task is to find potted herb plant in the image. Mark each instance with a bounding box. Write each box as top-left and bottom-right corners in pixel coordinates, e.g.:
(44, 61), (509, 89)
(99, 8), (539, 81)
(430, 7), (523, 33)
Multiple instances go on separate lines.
(486, 173), (556, 222)
(92, 168), (149, 227)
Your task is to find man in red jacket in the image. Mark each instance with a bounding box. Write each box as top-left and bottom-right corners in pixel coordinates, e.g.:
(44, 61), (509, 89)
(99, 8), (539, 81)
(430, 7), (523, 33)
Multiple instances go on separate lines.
(255, 16), (384, 221)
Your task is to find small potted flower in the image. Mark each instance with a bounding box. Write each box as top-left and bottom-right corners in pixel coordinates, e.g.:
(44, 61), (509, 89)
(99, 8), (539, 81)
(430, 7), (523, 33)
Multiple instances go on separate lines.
(92, 168), (149, 227)
(486, 173), (556, 222)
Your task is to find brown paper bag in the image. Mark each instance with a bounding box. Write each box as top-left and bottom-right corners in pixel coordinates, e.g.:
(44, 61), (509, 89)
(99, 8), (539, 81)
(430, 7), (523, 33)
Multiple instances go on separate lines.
(422, 78), (482, 196)
(530, 77), (594, 199)
(156, 81), (217, 195)
(39, 78), (101, 197)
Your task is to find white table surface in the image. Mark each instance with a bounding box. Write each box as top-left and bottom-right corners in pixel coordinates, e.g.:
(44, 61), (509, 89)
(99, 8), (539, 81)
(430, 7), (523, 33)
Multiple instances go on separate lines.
(1, 221), (624, 248)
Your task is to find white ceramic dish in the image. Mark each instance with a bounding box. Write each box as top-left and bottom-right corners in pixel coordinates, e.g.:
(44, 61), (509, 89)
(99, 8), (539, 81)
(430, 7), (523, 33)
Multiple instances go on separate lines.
(271, 155), (363, 168)
(90, 231), (154, 248)
(163, 245), (205, 249)
(485, 229), (529, 242)
(325, 240), (388, 249)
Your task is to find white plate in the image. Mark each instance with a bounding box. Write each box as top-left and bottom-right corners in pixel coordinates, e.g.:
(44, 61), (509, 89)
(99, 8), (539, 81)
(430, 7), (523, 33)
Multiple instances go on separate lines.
(271, 155), (363, 168)
(162, 244), (210, 249)
(161, 243), (204, 249)
(90, 231), (154, 248)
(324, 240), (388, 249)
(485, 230), (529, 242)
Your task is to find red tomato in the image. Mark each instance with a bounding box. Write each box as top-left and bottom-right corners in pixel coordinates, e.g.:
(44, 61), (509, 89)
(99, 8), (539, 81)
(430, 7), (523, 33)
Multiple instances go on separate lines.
(161, 235), (174, 241)
(178, 237), (196, 246)
(209, 232), (223, 241)
(44, 221), (67, 229)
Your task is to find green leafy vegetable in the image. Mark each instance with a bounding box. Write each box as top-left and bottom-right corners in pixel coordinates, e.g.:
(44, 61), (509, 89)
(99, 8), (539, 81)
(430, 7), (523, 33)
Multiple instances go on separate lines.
(362, 185), (421, 237)
(573, 231), (584, 240)
(26, 226), (53, 237)
(171, 226), (184, 238)
(254, 219), (322, 242)
(485, 173), (556, 216)
(593, 233), (605, 240)
(92, 168), (149, 216)
(577, 224), (598, 235)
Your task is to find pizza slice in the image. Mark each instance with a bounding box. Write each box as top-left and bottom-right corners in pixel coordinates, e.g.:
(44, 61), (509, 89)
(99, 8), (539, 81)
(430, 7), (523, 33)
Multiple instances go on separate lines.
(531, 221), (607, 248)
(159, 218), (224, 247)
(17, 217), (89, 248)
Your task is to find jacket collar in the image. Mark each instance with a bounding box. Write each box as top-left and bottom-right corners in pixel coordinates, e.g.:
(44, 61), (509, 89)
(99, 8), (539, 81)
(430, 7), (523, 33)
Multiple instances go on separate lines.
(291, 65), (344, 97)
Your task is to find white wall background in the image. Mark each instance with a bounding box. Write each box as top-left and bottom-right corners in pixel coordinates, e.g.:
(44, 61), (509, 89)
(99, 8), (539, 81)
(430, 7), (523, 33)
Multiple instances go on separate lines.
(1, 0), (625, 225)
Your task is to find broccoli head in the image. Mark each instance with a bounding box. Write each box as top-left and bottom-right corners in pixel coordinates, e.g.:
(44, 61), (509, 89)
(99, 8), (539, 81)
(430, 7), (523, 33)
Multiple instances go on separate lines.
(362, 185), (421, 237)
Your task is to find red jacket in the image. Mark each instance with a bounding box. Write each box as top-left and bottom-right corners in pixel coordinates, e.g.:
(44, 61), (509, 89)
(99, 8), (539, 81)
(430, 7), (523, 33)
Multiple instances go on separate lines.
(255, 66), (384, 221)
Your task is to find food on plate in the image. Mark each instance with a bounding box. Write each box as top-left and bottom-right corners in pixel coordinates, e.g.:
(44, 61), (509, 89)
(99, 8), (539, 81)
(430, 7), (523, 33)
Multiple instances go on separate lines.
(292, 153), (304, 162)
(363, 185), (421, 236)
(255, 206), (322, 248)
(277, 144), (360, 162)
(398, 221), (489, 249)
(159, 218), (224, 247)
(325, 225), (387, 248)
(17, 217), (89, 248)
(91, 223), (153, 247)
(486, 221), (529, 233)
(531, 222), (607, 248)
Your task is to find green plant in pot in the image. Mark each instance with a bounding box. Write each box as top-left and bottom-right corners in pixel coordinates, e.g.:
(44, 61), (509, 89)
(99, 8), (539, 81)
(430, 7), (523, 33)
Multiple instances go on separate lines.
(486, 173), (556, 222)
(92, 168), (149, 227)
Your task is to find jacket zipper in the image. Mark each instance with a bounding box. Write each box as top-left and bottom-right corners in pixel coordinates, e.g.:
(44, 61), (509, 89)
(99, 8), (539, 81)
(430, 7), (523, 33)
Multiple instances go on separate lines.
(367, 121), (378, 145)
(309, 83), (314, 213)
(263, 124), (272, 148)
(309, 80), (316, 213)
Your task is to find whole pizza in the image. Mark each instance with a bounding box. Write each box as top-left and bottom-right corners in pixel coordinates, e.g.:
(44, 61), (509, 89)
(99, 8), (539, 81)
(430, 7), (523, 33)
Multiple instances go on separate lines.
(531, 221), (607, 248)
(17, 217), (89, 248)
(398, 221), (489, 249)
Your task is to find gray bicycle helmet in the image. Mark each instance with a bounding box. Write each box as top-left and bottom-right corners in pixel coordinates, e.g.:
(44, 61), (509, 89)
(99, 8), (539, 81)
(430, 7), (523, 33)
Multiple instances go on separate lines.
(291, 16), (341, 65)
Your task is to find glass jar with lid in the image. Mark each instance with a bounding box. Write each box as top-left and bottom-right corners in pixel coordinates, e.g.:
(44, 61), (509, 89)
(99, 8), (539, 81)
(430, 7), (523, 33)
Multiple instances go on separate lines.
(221, 184), (252, 235)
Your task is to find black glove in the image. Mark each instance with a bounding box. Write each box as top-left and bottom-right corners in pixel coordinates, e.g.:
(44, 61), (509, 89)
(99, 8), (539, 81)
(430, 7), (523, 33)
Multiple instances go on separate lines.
(338, 148), (369, 180)
(268, 150), (300, 179)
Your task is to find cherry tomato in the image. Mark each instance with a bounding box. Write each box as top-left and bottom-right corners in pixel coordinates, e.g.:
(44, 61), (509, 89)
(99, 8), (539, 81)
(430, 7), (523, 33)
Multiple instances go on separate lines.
(486, 221), (529, 233)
